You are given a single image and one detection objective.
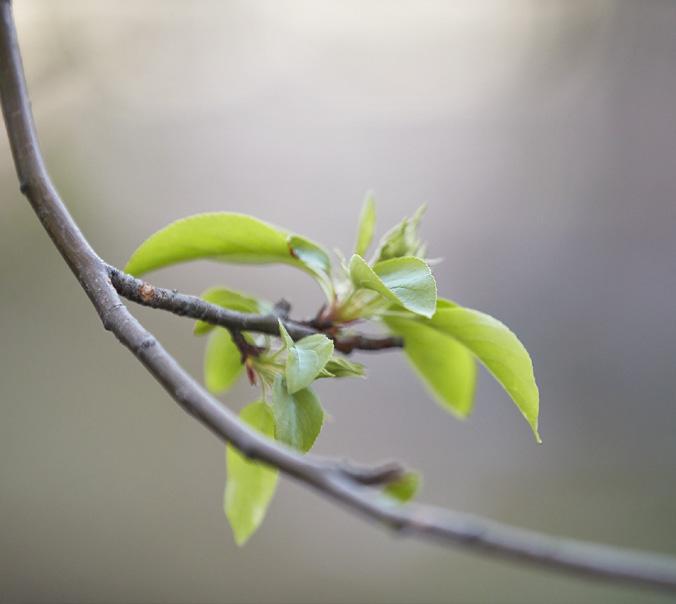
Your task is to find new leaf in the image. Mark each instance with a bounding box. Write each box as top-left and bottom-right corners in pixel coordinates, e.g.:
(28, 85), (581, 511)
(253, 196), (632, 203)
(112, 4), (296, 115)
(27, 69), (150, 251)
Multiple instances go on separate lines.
(354, 194), (376, 257)
(278, 321), (334, 393)
(349, 254), (437, 318)
(124, 212), (332, 295)
(204, 328), (244, 394)
(271, 376), (323, 452)
(225, 401), (279, 545)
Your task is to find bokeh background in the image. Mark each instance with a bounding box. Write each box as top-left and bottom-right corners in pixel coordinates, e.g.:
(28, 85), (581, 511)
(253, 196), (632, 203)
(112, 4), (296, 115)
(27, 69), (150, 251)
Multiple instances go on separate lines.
(2, 1), (676, 603)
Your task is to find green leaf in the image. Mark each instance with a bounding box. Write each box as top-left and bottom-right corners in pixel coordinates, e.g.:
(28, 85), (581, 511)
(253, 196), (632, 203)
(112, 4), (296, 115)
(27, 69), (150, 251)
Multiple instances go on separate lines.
(349, 254), (437, 318)
(320, 357), (366, 378)
(277, 320), (295, 349)
(271, 376), (323, 452)
(194, 287), (266, 335)
(225, 401), (279, 546)
(375, 204), (426, 262)
(383, 313), (476, 417)
(278, 320), (334, 394)
(383, 472), (421, 503)
(204, 328), (244, 394)
(354, 194), (376, 257)
(428, 307), (540, 441)
(287, 235), (331, 277)
(124, 213), (331, 295)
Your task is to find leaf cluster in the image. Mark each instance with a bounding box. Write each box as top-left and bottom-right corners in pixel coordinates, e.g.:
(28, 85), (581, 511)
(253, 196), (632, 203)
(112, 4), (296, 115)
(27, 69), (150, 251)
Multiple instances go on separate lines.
(125, 196), (540, 544)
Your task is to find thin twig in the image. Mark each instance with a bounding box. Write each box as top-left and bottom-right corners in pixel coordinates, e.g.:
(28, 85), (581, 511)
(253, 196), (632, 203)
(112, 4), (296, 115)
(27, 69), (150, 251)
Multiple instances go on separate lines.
(108, 266), (403, 354)
(2, 0), (676, 593)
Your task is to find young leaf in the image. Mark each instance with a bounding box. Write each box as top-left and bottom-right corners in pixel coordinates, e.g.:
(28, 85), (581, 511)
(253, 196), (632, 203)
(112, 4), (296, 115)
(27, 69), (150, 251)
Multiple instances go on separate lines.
(320, 357), (366, 378)
(194, 287), (266, 335)
(204, 328), (244, 394)
(287, 235), (331, 277)
(124, 213), (331, 295)
(383, 472), (421, 503)
(349, 254), (437, 318)
(277, 319), (295, 349)
(271, 376), (323, 452)
(278, 320), (334, 394)
(375, 204), (426, 262)
(427, 307), (540, 441)
(225, 401), (279, 545)
(354, 194), (376, 257)
(383, 314), (476, 417)
(399, 304), (540, 441)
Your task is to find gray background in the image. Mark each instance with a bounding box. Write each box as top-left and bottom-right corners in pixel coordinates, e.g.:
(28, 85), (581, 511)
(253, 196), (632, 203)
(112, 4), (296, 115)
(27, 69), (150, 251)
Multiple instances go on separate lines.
(1, 1), (675, 602)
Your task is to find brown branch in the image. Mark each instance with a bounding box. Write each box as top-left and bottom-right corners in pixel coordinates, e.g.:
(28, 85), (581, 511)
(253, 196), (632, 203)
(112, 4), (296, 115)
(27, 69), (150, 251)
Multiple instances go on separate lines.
(2, 0), (676, 593)
(108, 266), (403, 354)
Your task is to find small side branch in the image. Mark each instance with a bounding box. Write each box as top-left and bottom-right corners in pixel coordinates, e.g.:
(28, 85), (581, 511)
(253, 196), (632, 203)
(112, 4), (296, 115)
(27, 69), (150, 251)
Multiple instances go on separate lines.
(108, 267), (403, 354)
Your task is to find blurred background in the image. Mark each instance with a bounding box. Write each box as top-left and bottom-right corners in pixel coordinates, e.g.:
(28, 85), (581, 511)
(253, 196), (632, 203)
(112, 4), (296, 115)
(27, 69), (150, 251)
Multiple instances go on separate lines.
(1, 1), (676, 602)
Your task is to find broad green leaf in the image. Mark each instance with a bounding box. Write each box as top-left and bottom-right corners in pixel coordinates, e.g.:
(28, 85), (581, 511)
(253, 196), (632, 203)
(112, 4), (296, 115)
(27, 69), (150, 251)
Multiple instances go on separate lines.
(354, 194), (376, 257)
(278, 321), (334, 394)
(418, 306), (540, 441)
(383, 314), (476, 417)
(225, 401), (279, 545)
(375, 204), (426, 262)
(194, 287), (266, 335)
(124, 213), (330, 294)
(383, 472), (421, 503)
(204, 328), (244, 394)
(349, 254), (437, 318)
(271, 376), (323, 452)
(320, 357), (366, 378)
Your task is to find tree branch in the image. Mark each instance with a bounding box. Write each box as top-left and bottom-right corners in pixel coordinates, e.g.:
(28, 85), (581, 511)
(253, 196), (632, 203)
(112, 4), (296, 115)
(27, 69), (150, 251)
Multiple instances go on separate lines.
(2, 0), (676, 593)
(108, 266), (403, 354)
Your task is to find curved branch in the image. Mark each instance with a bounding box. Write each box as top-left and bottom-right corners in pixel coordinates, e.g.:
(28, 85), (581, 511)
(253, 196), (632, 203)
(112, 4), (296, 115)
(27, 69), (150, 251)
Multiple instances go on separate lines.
(2, 0), (676, 593)
(108, 267), (403, 354)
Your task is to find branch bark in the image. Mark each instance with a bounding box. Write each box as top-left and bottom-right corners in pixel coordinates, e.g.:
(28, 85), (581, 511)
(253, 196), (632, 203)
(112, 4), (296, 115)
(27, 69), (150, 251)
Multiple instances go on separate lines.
(2, 0), (676, 593)
(108, 266), (403, 354)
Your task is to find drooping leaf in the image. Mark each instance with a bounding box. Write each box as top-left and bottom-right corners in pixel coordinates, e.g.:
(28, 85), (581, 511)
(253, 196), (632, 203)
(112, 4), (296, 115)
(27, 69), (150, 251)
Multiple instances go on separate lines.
(271, 376), (323, 452)
(225, 401), (279, 546)
(426, 307), (540, 441)
(383, 314), (476, 417)
(392, 301), (540, 441)
(278, 321), (334, 394)
(349, 254), (437, 318)
(375, 204), (426, 262)
(319, 357), (366, 378)
(194, 287), (267, 335)
(204, 328), (244, 394)
(354, 194), (376, 257)
(383, 472), (421, 503)
(124, 213), (330, 294)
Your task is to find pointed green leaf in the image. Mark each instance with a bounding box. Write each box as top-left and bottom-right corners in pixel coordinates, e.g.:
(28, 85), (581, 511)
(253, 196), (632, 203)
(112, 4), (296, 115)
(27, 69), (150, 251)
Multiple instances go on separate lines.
(287, 235), (331, 277)
(124, 214), (330, 295)
(349, 254), (437, 318)
(383, 472), (421, 503)
(276, 319), (295, 349)
(383, 314), (476, 417)
(271, 376), (323, 452)
(194, 287), (266, 335)
(225, 401), (279, 545)
(285, 335), (334, 394)
(320, 357), (366, 378)
(204, 328), (244, 394)
(354, 194), (376, 257)
(419, 306), (540, 441)
(375, 204), (426, 262)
